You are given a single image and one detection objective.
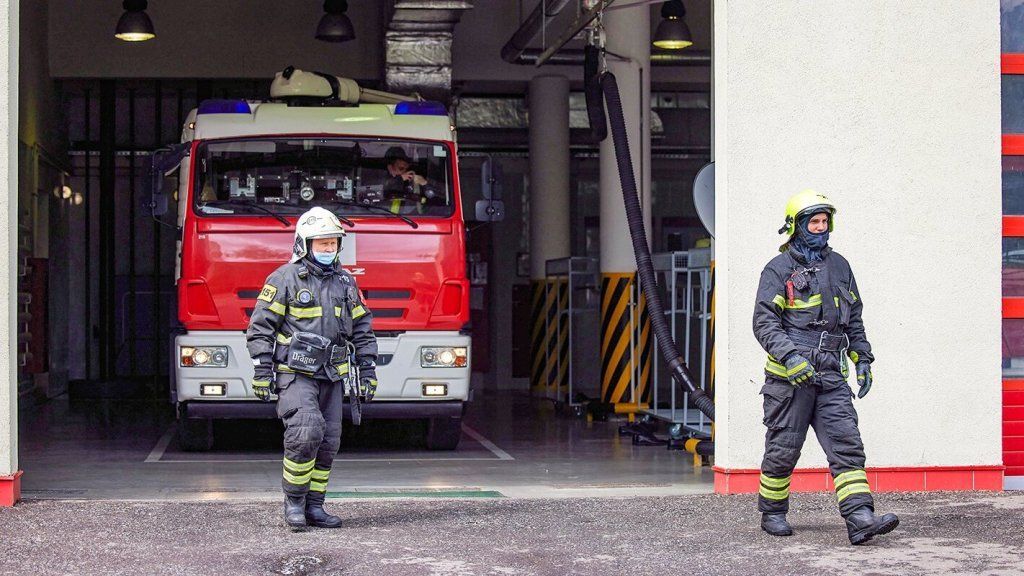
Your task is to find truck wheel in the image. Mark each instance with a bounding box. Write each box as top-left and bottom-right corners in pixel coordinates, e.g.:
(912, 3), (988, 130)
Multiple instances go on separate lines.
(179, 417), (214, 452)
(425, 417), (462, 451)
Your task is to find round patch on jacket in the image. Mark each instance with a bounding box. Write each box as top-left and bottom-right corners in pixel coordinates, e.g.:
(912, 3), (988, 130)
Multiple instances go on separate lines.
(296, 289), (313, 304)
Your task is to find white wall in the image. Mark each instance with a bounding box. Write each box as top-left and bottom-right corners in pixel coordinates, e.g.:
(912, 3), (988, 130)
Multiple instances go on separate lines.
(48, 0), (385, 80)
(0, 0), (17, 477)
(714, 1), (1002, 470)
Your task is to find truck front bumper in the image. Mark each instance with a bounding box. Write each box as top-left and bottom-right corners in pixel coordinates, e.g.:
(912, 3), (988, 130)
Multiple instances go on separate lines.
(181, 399), (466, 420)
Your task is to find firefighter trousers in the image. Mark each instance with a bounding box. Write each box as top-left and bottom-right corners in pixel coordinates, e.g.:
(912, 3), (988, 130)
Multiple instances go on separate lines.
(276, 373), (343, 498)
(758, 378), (873, 517)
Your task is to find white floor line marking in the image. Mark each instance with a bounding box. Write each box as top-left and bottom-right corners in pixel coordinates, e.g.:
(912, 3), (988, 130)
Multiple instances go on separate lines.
(150, 457), (503, 463)
(145, 423), (177, 463)
(461, 425), (514, 461)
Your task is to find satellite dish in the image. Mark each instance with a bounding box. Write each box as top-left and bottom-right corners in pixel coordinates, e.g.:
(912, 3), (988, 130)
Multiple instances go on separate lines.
(693, 162), (715, 237)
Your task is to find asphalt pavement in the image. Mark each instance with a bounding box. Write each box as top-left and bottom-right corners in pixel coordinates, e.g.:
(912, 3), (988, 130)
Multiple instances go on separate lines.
(1, 491), (1022, 575)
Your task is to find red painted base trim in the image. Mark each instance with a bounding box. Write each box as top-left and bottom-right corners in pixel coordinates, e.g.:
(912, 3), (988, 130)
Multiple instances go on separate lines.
(0, 471), (23, 507)
(713, 465), (1005, 495)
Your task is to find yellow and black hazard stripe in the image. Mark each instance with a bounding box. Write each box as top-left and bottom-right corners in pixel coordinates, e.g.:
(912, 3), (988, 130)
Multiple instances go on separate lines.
(530, 280), (546, 390)
(601, 273), (636, 406)
(554, 279), (570, 394)
(632, 281), (652, 406)
(545, 280), (559, 392)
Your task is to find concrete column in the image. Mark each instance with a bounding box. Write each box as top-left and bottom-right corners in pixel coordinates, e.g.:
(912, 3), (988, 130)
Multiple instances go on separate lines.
(0, 0), (19, 506)
(598, 5), (651, 412)
(528, 75), (570, 393)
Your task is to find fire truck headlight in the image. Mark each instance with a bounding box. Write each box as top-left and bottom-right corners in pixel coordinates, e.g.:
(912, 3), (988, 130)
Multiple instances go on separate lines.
(181, 346), (230, 368)
(420, 347), (468, 368)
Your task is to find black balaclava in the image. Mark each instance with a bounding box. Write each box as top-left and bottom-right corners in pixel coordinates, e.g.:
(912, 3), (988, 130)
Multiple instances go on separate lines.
(789, 211), (830, 262)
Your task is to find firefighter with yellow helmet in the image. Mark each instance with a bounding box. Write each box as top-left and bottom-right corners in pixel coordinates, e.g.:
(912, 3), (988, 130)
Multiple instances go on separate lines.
(246, 206), (378, 529)
(753, 190), (899, 545)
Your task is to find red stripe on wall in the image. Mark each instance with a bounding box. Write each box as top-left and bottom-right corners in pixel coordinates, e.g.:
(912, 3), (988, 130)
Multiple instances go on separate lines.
(713, 466), (1004, 494)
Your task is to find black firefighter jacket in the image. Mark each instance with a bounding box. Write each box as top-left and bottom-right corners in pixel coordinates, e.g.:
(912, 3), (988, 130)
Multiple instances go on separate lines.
(246, 259), (377, 374)
(752, 247), (873, 388)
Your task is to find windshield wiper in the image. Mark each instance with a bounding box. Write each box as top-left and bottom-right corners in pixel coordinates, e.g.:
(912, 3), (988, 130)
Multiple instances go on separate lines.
(318, 200), (419, 229)
(203, 200), (291, 228)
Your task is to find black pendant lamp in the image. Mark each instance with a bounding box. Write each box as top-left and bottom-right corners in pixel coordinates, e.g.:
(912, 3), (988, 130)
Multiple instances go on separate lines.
(316, 0), (356, 43)
(115, 0), (155, 42)
(653, 0), (693, 50)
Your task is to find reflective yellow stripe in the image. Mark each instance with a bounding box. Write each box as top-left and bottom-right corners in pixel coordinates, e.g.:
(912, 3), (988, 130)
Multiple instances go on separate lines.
(849, 350), (860, 364)
(288, 306), (323, 319)
(252, 380), (271, 387)
(276, 333), (291, 344)
(311, 469), (330, 481)
(834, 296), (840, 307)
(765, 359), (788, 377)
(309, 480), (328, 492)
(283, 470), (313, 485)
(334, 306), (343, 317)
(284, 457), (316, 472)
(759, 485), (790, 500)
(787, 294), (822, 309)
(267, 301), (287, 316)
(334, 363), (350, 378)
(351, 305), (367, 319)
(850, 290), (858, 302)
(772, 294), (786, 310)
(276, 364), (314, 375)
(836, 483), (871, 502)
(834, 469), (868, 486)
(786, 361), (808, 376)
(390, 198), (402, 213)
(760, 474), (791, 489)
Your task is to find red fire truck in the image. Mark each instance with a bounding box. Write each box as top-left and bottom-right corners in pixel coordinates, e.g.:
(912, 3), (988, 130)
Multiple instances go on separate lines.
(152, 70), (490, 451)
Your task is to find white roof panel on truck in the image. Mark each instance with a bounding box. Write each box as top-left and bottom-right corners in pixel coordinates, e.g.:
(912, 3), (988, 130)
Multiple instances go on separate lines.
(190, 102), (454, 143)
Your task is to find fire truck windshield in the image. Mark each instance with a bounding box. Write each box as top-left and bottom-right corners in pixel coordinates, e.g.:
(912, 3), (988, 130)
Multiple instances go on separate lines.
(193, 138), (454, 218)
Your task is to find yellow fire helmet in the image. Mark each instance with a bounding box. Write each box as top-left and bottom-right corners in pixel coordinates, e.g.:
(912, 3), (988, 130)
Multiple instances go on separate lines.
(291, 206), (346, 263)
(778, 189), (837, 239)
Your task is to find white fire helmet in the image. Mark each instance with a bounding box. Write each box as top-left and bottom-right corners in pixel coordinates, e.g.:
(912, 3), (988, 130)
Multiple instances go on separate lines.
(290, 207), (346, 263)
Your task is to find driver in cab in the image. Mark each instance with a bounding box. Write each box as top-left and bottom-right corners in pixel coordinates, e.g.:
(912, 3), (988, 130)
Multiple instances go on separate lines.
(382, 146), (433, 214)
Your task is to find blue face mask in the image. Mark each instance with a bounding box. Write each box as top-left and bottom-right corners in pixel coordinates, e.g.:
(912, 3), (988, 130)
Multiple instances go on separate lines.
(313, 251), (337, 266)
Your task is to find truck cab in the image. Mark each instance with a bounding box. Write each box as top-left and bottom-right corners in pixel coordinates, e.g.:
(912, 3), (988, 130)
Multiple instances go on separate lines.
(154, 72), (472, 451)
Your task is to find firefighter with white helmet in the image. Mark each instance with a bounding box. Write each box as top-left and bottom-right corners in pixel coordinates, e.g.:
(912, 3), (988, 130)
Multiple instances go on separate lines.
(246, 206), (378, 529)
(753, 190), (899, 545)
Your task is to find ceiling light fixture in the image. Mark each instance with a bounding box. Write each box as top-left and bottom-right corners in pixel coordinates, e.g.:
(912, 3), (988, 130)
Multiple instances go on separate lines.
(653, 0), (693, 50)
(115, 0), (156, 42)
(316, 0), (356, 43)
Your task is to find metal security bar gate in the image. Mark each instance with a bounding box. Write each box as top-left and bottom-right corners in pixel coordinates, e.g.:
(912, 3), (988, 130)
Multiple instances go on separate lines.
(642, 248), (713, 435)
(542, 257), (601, 415)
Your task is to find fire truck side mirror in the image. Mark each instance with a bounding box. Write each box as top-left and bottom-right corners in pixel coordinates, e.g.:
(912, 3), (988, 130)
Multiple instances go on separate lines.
(477, 156), (505, 222)
(150, 143), (190, 217)
(475, 199), (505, 222)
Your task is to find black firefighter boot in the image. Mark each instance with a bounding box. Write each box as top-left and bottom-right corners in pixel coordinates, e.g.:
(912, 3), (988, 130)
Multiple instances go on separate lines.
(761, 513), (794, 536)
(305, 492), (343, 528)
(845, 507), (900, 545)
(284, 495), (308, 529)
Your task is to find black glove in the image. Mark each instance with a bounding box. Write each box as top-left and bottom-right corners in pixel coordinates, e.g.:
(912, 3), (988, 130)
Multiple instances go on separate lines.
(359, 363), (378, 401)
(783, 353), (815, 386)
(252, 354), (276, 402)
(856, 362), (873, 398)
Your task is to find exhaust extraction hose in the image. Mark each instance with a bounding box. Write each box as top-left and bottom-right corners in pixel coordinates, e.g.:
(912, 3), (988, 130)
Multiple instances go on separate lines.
(601, 72), (716, 422)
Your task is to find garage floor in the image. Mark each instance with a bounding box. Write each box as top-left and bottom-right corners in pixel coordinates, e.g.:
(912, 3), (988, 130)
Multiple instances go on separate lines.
(17, 386), (712, 500)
